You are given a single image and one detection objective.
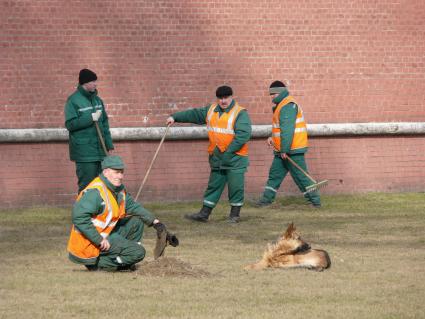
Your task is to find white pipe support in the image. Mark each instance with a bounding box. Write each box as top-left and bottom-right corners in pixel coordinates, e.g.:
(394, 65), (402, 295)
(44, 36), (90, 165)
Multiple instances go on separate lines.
(0, 122), (424, 143)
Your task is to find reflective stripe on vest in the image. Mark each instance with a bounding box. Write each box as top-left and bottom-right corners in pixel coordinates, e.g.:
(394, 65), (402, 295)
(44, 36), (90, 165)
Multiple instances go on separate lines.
(67, 177), (126, 261)
(272, 96), (308, 152)
(206, 102), (248, 156)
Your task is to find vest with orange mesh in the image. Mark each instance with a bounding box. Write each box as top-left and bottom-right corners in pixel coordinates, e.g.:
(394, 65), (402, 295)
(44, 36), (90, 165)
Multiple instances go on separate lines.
(206, 102), (248, 156)
(272, 96), (308, 152)
(67, 177), (126, 263)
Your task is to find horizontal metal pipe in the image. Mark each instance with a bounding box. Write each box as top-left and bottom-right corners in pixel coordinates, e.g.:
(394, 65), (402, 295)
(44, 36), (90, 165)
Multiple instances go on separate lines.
(0, 122), (424, 143)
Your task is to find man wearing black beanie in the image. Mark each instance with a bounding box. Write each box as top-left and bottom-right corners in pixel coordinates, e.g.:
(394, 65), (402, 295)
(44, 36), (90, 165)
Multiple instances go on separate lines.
(64, 68), (114, 193)
(256, 80), (321, 208)
(166, 85), (252, 223)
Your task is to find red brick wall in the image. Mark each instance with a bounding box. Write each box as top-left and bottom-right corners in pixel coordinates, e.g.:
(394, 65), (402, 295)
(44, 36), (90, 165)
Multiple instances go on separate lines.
(1, 1), (424, 207)
(1, 136), (424, 208)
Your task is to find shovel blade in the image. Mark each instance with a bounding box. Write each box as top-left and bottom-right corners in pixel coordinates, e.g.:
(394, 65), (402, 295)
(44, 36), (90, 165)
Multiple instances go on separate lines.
(153, 230), (167, 260)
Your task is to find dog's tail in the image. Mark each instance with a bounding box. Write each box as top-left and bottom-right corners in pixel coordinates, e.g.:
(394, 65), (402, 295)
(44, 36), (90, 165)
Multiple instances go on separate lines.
(324, 251), (331, 269)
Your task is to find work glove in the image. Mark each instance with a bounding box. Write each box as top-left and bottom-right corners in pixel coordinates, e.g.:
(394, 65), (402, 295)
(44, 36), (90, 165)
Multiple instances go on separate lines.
(153, 222), (167, 238)
(166, 232), (179, 247)
(91, 109), (102, 122)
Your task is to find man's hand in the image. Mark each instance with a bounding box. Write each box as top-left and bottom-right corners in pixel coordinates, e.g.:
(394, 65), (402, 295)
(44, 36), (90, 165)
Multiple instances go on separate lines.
(267, 137), (274, 147)
(280, 153), (288, 160)
(153, 221), (167, 238)
(99, 238), (110, 251)
(92, 110), (102, 122)
(166, 232), (179, 247)
(166, 116), (175, 126)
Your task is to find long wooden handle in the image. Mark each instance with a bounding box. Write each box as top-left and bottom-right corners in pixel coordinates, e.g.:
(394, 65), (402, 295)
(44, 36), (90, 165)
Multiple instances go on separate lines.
(94, 121), (108, 156)
(270, 139), (316, 183)
(135, 124), (170, 201)
(285, 156), (317, 183)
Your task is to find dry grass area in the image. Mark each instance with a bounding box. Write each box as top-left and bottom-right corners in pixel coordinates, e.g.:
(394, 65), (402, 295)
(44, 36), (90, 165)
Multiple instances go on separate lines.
(0, 193), (424, 319)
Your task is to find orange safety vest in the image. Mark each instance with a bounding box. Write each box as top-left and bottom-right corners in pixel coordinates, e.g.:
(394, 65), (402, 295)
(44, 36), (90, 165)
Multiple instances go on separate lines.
(206, 102), (248, 156)
(272, 96), (308, 152)
(67, 177), (126, 262)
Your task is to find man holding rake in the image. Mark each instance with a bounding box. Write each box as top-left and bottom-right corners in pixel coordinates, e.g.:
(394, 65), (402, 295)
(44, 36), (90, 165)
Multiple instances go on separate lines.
(166, 85), (252, 223)
(256, 81), (321, 208)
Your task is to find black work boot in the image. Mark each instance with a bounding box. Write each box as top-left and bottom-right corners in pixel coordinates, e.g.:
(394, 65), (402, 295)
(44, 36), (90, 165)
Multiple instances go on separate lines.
(228, 206), (241, 223)
(85, 265), (99, 271)
(117, 264), (137, 272)
(254, 198), (272, 208)
(184, 206), (212, 222)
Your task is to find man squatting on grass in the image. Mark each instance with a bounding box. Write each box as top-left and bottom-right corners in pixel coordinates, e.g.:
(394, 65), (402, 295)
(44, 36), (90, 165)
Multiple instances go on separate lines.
(67, 156), (178, 271)
(256, 81), (321, 208)
(166, 85), (252, 223)
(64, 68), (114, 193)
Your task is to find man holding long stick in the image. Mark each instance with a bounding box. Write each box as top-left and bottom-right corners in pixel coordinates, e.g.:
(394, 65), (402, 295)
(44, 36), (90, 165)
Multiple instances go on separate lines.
(256, 81), (321, 208)
(64, 68), (114, 193)
(166, 85), (252, 223)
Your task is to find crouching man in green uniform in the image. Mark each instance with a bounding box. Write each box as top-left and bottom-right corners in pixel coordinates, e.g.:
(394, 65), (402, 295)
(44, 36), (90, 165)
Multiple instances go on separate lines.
(67, 156), (178, 271)
(166, 85), (252, 223)
(256, 81), (321, 208)
(64, 68), (114, 193)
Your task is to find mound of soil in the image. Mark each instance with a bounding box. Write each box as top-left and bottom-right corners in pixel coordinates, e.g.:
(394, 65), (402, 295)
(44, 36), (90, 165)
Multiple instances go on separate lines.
(137, 257), (210, 278)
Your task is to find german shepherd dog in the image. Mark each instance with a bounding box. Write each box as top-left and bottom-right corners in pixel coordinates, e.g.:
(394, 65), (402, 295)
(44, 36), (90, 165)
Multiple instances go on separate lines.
(244, 223), (331, 271)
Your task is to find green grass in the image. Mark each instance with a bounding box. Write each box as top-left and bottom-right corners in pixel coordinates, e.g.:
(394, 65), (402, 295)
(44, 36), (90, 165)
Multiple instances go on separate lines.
(0, 193), (424, 319)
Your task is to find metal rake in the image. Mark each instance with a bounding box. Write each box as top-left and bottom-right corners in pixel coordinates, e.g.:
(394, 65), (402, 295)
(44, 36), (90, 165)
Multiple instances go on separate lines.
(285, 156), (328, 194)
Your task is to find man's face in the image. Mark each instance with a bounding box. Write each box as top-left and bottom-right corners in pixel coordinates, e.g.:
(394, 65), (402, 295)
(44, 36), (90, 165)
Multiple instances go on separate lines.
(217, 96), (233, 109)
(83, 80), (97, 92)
(270, 93), (279, 102)
(103, 168), (124, 187)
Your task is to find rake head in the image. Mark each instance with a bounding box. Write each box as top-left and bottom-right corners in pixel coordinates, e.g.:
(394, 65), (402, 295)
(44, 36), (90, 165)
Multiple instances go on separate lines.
(303, 180), (329, 194)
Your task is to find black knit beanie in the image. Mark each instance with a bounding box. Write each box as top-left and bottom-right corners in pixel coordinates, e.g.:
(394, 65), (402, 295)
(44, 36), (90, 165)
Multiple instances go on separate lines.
(216, 85), (233, 98)
(79, 69), (97, 85)
(269, 80), (286, 95)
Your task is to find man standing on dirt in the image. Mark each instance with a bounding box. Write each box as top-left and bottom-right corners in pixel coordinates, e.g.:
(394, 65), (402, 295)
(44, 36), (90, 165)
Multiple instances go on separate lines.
(256, 81), (321, 208)
(67, 155), (178, 272)
(166, 85), (252, 223)
(64, 68), (114, 193)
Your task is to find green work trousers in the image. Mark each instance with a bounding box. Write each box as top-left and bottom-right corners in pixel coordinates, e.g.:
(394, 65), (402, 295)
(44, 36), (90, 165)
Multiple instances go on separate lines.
(97, 216), (146, 271)
(203, 169), (246, 208)
(76, 161), (102, 193)
(261, 153), (321, 206)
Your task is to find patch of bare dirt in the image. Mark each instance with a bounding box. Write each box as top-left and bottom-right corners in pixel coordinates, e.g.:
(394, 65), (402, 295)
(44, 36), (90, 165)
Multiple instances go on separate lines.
(137, 257), (211, 278)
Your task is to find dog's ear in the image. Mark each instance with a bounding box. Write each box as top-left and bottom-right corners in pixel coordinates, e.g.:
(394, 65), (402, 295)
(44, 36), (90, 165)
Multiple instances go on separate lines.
(284, 222), (295, 238)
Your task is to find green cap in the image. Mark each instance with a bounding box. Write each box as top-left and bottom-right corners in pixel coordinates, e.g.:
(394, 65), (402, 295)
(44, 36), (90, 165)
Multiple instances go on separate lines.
(101, 156), (125, 170)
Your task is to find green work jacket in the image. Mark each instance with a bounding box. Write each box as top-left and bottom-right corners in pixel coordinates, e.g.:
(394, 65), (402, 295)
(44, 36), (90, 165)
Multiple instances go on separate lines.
(71, 174), (155, 248)
(64, 85), (114, 162)
(272, 90), (308, 155)
(172, 100), (252, 170)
